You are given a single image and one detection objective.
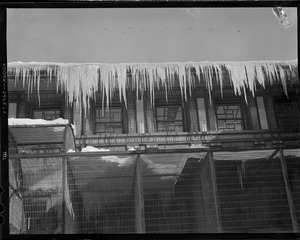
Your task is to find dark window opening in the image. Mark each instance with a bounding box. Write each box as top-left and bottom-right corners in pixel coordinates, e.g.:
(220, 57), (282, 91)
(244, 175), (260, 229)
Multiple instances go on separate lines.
(275, 101), (300, 131)
(156, 106), (184, 132)
(95, 107), (124, 134)
(216, 103), (244, 131)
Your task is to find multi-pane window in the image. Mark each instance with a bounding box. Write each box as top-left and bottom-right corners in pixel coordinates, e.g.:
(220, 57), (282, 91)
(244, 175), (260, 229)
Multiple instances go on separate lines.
(32, 109), (61, 120)
(156, 106), (183, 132)
(216, 104), (244, 131)
(275, 101), (300, 131)
(95, 107), (124, 134)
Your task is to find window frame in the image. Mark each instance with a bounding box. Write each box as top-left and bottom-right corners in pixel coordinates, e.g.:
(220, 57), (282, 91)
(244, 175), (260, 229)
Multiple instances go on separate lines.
(215, 100), (246, 131)
(94, 106), (126, 135)
(155, 104), (186, 133)
(31, 107), (62, 120)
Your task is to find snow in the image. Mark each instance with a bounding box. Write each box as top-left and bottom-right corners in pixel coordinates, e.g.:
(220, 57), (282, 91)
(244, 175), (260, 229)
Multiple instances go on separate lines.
(81, 146), (110, 152)
(189, 144), (208, 149)
(8, 117), (69, 126)
(101, 155), (132, 167)
(8, 60), (298, 111)
(67, 149), (76, 153)
(127, 147), (137, 151)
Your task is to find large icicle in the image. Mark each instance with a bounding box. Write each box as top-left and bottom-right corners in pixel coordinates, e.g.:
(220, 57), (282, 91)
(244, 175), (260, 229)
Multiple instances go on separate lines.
(8, 60), (298, 113)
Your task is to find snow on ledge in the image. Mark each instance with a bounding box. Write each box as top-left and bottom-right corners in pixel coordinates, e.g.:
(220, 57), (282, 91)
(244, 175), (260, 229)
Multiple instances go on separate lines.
(81, 146), (111, 152)
(8, 118), (69, 126)
(67, 149), (76, 153)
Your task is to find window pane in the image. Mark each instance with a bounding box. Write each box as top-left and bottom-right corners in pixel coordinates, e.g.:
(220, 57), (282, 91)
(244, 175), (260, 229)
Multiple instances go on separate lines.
(95, 107), (123, 134)
(216, 104), (243, 131)
(156, 106), (183, 133)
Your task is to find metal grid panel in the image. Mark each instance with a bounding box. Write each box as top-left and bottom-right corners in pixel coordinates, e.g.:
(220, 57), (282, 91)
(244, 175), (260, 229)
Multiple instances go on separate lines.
(67, 155), (136, 233)
(214, 150), (293, 232)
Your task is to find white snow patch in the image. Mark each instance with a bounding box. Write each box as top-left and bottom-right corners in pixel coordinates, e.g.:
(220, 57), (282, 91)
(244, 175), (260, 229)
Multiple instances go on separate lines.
(81, 146), (102, 152)
(100, 155), (133, 167)
(190, 144), (208, 149)
(127, 147), (137, 151)
(81, 146), (111, 152)
(99, 148), (110, 152)
(67, 149), (76, 153)
(8, 117), (69, 126)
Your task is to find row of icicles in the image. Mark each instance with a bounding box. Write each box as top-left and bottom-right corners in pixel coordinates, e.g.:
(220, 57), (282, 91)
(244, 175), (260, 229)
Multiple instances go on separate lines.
(8, 60), (298, 113)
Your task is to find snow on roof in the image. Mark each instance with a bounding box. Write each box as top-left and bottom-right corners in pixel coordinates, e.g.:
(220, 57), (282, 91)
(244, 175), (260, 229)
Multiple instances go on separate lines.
(8, 118), (69, 126)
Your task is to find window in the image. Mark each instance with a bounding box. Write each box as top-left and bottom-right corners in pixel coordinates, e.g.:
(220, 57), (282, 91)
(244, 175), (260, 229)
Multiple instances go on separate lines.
(216, 103), (244, 131)
(9, 103), (17, 118)
(156, 105), (183, 132)
(32, 109), (61, 120)
(95, 107), (124, 134)
(275, 101), (300, 131)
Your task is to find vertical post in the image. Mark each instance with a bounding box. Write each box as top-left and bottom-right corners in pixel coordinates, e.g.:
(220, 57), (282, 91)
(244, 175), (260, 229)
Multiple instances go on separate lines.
(208, 151), (222, 233)
(61, 157), (66, 234)
(134, 154), (145, 233)
(279, 149), (299, 232)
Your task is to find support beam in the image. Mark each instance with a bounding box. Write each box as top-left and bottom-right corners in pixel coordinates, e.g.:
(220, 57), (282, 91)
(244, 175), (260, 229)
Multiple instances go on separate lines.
(62, 157), (66, 234)
(207, 151), (222, 233)
(264, 149), (279, 163)
(134, 154), (145, 233)
(279, 149), (299, 232)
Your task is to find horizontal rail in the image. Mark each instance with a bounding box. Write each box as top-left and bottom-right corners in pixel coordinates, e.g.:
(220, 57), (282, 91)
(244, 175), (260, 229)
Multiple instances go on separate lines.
(75, 130), (300, 147)
(8, 147), (211, 159)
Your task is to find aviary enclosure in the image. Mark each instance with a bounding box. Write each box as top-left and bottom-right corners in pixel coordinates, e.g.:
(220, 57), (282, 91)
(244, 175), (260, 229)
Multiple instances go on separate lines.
(9, 148), (300, 233)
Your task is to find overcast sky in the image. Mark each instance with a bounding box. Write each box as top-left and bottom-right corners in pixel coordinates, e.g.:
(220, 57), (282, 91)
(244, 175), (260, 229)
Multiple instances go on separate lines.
(7, 8), (297, 64)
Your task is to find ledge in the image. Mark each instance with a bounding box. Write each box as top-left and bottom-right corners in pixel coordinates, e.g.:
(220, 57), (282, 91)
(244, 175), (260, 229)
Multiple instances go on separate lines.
(75, 130), (300, 151)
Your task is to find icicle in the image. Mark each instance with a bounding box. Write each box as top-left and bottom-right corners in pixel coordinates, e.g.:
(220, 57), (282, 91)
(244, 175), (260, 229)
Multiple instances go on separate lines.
(8, 60), (298, 116)
(278, 65), (288, 97)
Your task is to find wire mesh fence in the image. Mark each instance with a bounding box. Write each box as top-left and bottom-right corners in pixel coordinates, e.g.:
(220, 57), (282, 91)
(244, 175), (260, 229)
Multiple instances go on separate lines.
(284, 149), (300, 228)
(9, 149), (300, 234)
(67, 155), (136, 234)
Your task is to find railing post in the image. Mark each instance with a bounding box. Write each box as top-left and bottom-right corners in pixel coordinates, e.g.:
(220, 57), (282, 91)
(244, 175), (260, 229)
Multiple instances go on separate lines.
(207, 150), (222, 233)
(279, 149), (299, 232)
(134, 154), (145, 233)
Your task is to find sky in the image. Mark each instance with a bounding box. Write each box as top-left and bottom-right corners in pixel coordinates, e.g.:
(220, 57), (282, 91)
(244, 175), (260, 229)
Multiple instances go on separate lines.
(7, 8), (297, 64)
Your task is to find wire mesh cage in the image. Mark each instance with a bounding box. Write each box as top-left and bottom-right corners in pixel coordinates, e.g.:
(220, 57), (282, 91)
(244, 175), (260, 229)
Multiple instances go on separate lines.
(9, 148), (300, 234)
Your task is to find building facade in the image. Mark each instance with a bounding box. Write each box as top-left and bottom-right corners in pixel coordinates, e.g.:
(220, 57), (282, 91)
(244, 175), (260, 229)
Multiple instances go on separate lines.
(7, 60), (300, 234)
